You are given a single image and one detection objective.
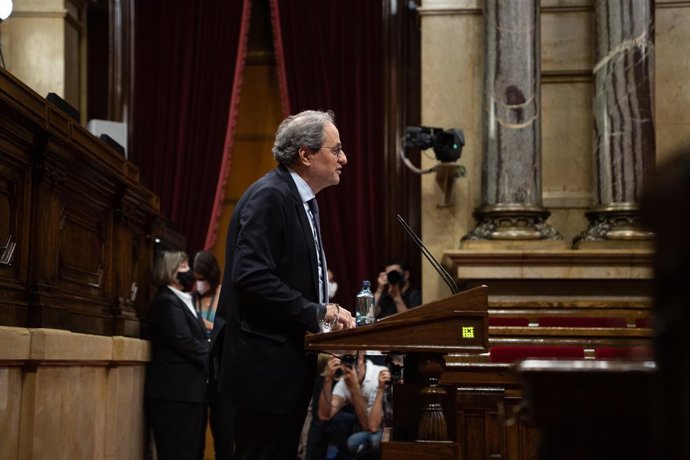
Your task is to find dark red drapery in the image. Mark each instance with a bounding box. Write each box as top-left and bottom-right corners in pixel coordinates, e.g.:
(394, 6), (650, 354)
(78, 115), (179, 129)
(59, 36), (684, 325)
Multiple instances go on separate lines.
(270, 0), (386, 306)
(132, 0), (249, 254)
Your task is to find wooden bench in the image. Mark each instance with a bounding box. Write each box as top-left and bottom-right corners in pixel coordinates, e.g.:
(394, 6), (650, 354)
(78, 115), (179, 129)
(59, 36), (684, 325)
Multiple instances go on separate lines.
(488, 298), (652, 327)
(410, 355), (658, 460)
(487, 305), (654, 354)
(489, 324), (652, 347)
(488, 344), (652, 362)
(516, 360), (656, 459)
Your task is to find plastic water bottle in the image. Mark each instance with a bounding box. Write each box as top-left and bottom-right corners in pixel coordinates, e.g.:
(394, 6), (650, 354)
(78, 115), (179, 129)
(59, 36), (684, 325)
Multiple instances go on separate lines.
(356, 280), (375, 326)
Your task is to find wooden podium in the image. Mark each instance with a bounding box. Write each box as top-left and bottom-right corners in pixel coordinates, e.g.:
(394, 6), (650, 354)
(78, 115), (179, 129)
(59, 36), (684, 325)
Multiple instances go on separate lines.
(305, 285), (489, 459)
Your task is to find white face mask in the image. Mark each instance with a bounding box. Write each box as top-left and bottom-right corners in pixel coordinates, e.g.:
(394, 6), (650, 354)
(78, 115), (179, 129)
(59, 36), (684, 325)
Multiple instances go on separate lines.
(328, 281), (338, 299)
(195, 280), (210, 295)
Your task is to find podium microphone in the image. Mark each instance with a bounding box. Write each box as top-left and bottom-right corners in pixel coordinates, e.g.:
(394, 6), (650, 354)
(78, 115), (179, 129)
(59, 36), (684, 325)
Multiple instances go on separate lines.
(396, 215), (459, 295)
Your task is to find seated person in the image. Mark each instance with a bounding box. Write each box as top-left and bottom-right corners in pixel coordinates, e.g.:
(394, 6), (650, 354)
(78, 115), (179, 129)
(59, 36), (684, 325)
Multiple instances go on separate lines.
(346, 364), (394, 459)
(305, 354), (355, 460)
(328, 269), (339, 302)
(317, 353), (390, 459)
(374, 259), (422, 320)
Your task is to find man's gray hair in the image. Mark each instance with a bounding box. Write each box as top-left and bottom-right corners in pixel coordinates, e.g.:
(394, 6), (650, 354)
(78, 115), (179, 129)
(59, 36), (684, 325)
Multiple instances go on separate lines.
(272, 110), (335, 165)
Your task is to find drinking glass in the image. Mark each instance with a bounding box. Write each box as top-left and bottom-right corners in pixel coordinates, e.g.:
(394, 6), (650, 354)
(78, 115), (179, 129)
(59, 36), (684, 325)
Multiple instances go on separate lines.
(319, 303), (340, 333)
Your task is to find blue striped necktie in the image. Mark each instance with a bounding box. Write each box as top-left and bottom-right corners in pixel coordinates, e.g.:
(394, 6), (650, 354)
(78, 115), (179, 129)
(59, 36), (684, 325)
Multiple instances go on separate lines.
(307, 198), (328, 303)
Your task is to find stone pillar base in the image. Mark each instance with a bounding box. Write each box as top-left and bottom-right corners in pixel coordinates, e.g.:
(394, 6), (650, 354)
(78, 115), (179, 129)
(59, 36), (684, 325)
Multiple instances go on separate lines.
(573, 203), (654, 248)
(463, 204), (562, 242)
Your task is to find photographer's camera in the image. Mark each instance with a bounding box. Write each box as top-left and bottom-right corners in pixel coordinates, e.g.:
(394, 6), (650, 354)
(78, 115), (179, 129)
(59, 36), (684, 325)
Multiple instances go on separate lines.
(334, 353), (357, 380)
(385, 354), (404, 386)
(386, 270), (404, 286)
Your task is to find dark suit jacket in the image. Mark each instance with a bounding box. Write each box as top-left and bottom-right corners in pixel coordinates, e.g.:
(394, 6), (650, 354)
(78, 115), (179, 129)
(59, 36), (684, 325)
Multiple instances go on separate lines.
(145, 286), (209, 403)
(211, 165), (323, 414)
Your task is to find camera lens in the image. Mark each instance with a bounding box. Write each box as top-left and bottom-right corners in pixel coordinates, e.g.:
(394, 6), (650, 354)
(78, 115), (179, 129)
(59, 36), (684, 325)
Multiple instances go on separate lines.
(386, 270), (403, 286)
(385, 354), (404, 385)
(340, 354), (356, 368)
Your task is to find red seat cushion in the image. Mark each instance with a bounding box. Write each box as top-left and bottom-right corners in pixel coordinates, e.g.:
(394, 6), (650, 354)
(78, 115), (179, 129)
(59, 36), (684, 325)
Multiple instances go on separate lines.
(537, 316), (628, 328)
(594, 346), (652, 360)
(489, 345), (585, 363)
(635, 317), (652, 328)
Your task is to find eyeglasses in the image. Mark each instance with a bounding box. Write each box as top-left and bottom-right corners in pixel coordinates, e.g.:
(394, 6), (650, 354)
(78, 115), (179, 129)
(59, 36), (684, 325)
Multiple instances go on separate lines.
(320, 144), (344, 159)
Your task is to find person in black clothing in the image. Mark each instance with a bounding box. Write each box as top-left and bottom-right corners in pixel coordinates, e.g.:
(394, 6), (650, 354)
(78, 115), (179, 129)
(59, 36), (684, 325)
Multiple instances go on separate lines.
(192, 250), (234, 459)
(210, 110), (355, 460)
(145, 251), (209, 460)
(373, 259), (421, 320)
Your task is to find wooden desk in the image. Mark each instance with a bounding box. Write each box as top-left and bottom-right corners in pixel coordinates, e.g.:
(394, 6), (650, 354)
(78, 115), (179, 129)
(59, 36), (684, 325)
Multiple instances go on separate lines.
(515, 359), (658, 459)
(306, 285), (489, 457)
(306, 285), (656, 460)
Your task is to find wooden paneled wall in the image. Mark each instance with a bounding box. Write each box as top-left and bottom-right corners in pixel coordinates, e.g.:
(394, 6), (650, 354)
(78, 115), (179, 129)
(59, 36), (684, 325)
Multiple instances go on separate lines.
(0, 68), (181, 338)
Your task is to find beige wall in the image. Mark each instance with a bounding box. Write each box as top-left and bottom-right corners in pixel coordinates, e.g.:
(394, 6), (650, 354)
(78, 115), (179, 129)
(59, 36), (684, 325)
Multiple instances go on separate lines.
(0, 327), (149, 460)
(420, 0), (690, 302)
(1, 0), (87, 119)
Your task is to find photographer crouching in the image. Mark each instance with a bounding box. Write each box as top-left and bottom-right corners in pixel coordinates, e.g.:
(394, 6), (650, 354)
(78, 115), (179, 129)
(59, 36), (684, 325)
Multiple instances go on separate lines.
(374, 259), (422, 320)
(317, 352), (394, 459)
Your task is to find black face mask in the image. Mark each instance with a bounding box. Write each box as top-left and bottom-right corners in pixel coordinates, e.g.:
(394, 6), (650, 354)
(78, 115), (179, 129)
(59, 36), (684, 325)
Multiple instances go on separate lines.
(176, 270), (195, 292)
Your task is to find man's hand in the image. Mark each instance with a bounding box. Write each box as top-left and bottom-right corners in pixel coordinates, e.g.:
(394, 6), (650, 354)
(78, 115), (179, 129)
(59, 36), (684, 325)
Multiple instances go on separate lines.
(388, 282), (402, 300)
(323, 357), (341, 382)
(375, 271), (388, 294)
(329, 304), (356, 331)
(378, 369), (391, 391)
(342, 364), (359, 391)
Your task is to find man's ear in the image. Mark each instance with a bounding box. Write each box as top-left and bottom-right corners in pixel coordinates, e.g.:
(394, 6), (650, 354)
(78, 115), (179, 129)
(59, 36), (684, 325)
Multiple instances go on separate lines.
(298, 146), (312, 165)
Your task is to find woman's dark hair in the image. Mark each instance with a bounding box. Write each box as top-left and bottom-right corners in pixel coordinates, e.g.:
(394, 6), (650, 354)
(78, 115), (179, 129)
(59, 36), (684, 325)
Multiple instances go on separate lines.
(192, 250), (221, 291)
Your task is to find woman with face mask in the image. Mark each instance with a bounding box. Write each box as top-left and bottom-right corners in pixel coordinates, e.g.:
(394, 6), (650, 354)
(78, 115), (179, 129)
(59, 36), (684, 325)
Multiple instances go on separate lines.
(192, 250), (222, 337)
(192, 250), (234, 460)
(145, 250), (209, 460)
(327, 269), (338, 301)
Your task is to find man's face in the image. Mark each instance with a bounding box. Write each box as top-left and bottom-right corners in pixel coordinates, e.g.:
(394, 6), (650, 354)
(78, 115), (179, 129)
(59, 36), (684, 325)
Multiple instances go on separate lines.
(310, 122), (347, 191)
(385, 264), (407, 287)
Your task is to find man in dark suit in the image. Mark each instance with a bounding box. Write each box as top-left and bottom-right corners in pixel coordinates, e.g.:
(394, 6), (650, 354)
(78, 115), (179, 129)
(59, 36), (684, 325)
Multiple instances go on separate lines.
(211, 110), (356, 460)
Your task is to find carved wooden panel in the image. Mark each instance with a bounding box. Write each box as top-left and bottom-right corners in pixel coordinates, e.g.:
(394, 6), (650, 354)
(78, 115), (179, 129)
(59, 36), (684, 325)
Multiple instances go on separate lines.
(0, 153), (31, 327)
(112, 189), (157, 337)
(0, 114), (34, 327)
(455, 388), (507, 460)
(58, 195), (110, 298)
(0, 67), (182, 337)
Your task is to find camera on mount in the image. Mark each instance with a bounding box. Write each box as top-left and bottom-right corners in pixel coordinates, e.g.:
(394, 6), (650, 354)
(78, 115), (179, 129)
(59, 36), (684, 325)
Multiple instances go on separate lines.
(404, 126), (465, 163)
(386, 270), (404, 286)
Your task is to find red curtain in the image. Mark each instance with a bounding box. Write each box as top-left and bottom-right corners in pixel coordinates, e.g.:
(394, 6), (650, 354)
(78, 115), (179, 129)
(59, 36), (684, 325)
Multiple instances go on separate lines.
(271, 0), (385, 306)
(132, 0), (250, 254)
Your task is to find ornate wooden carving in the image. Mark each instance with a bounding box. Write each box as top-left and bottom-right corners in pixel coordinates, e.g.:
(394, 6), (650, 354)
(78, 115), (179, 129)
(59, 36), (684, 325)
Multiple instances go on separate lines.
(0, 68), (181, 337)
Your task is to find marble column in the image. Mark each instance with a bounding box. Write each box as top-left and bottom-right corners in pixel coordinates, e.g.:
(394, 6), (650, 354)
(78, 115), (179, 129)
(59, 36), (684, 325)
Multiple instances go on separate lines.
(574, 0), (655, 247)
(464, 0), (560, 242)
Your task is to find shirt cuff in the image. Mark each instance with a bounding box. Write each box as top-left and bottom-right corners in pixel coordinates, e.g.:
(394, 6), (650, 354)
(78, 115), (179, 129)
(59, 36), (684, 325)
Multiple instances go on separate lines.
(316, 303), (327, 323)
